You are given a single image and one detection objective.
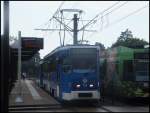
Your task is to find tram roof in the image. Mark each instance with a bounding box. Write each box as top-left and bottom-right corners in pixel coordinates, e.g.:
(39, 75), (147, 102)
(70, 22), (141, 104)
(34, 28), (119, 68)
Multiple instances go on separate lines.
(44, 44), (100, 59)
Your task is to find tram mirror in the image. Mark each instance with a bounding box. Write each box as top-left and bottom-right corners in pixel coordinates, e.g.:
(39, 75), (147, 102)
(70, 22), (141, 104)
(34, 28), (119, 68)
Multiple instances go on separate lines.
(56, 58), (63, 64)
(56, 57), (59, 61)
(59, 59), (63, 64)
(47, 61), (50, 64)
(63, 65), (72, 73)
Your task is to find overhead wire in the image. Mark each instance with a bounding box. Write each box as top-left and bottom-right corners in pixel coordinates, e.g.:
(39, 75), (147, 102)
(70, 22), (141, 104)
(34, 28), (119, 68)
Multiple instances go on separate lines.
(36, 1), (65, 29)
(104, 4), (149, 29)
(80, 14), (85, 44)
(100, 14), (104, 31)
(100, 1), (128, 31)
(87, 1), (128, 32)
(62, 1), (80, 20)
(59, 11), (63, 46)
(35, 1), (65, 47)
(105, 13), (110, 28)
(57, 1), (83, 46)
(62, 12), (66, 46)
(79, 1), (120, 31)
(75, 1), (119, 44)
(86, 3), (149, 43)
(54, 17), (96, 21)
(65, 1), (121, 44)
(84, 1), (129, 40)
(99, 1), (129, 21)
(50, 1), (65, 21)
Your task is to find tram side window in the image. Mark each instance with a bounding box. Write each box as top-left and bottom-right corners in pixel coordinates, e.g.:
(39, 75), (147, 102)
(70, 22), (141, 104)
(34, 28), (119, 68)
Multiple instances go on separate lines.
(123, 60), (134, 81)
(49, 58), (56, 72)
(116, 63), (119, 75)
(62, 58), (71, 65)
(43, 62), (49, 73)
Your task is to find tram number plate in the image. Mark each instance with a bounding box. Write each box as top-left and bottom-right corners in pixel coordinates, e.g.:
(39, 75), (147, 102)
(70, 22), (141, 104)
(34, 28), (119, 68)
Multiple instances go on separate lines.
(78, 93), (92, 97)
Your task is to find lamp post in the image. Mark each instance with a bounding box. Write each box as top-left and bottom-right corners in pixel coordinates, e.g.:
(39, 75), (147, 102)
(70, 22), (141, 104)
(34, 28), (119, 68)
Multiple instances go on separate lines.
(15, 31), (23, 103)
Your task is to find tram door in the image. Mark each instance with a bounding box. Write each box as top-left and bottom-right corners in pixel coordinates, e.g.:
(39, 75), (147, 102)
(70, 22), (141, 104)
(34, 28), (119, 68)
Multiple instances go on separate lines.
(40, 64), (44, 87)
(56, 58), (61, 98)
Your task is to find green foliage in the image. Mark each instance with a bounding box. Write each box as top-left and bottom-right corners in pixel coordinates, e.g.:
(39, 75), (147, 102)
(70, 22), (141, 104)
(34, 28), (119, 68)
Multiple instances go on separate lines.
(95, 42), (105, 50)
(9, 36), (17, 42)
(120, 81), (136, 97)
(22, 52), (41, 78)
(118, 81), (145, 97)
(134, 88), (144, 97)
(111, 29), (148, 48)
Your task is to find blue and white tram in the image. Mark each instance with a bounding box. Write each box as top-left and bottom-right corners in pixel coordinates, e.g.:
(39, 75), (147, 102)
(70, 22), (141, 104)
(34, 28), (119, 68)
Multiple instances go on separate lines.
(38, 45), (101, 102)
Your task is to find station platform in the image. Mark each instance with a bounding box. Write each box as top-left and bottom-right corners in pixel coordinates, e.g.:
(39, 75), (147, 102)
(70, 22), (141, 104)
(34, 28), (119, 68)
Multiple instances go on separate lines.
(9, 79), (60, 106)
(9, 79), (149, 112)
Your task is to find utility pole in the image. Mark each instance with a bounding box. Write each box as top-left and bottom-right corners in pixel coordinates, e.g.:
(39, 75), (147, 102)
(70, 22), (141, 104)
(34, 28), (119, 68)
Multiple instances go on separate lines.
(1, 1), (9, 112)
(35, 9), (96, 46)
(15, 31), (23, 103)
(73, 14), (78, 45)
(18, 31), (22, 94)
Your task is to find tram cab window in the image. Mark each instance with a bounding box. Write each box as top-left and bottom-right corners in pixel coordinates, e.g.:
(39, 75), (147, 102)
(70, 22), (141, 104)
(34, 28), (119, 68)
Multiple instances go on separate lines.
(48, 58), (56, 72)
(62, 65), (72, 73)
(70, 48), (97, 70)
(62, 58), (71, 65)
(43, 62), (49, 72)
(56, 57), (63, 64)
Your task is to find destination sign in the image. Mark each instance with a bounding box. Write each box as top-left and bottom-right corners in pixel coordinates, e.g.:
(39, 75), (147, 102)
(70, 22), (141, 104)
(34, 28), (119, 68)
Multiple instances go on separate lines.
(21, 37), (43, 49)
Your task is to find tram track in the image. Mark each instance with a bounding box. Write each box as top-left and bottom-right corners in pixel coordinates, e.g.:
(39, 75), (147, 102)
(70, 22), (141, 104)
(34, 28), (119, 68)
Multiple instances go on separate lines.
(9, 103), (113, 112)
(9, 104), (62, 112)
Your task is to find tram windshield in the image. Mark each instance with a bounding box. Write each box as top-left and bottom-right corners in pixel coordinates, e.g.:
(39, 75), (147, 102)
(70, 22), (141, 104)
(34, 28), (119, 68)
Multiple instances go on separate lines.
(70, 48), (97, 70)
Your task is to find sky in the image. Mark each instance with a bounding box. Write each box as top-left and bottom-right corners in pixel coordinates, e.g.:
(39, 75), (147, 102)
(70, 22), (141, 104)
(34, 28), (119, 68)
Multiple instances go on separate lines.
(1, 1), (149, 58)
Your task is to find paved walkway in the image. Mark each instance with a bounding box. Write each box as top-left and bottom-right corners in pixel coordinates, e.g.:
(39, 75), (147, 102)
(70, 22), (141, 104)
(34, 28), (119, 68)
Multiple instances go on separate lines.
(25, 80), (42, 100)
(9, 79), (149, 112)
(9, 79), (59, 106)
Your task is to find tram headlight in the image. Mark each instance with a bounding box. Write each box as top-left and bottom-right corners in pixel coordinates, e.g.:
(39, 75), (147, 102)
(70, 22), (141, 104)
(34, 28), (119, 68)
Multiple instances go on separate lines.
(89, 84), (94, 88)
(76, 84), (81, 88)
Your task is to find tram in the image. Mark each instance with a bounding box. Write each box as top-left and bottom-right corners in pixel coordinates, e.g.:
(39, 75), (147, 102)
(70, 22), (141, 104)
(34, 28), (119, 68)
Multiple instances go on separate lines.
(37, 45), (101, 102)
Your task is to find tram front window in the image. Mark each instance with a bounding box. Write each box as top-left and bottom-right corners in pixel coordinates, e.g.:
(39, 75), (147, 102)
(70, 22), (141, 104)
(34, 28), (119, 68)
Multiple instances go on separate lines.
(70, 48), (97, 70)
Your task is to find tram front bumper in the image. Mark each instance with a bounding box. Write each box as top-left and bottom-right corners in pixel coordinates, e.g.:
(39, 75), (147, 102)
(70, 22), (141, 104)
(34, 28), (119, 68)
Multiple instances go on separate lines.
(62, 90), (100, 101)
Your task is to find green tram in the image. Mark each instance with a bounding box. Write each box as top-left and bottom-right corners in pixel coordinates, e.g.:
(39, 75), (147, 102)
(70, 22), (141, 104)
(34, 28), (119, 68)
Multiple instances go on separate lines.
(100, 46), (149, 101)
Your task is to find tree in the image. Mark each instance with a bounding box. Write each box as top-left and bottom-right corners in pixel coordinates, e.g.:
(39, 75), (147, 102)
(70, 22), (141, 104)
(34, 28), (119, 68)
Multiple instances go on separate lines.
(22, 52), (41, 78)
(95, 42), (105, 50)
(9, 36), (17, 43)
(111, 29), (149, 48)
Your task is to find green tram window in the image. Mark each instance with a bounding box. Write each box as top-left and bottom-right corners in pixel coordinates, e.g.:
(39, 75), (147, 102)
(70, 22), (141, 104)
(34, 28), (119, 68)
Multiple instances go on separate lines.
(123, 60), (134, 81)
